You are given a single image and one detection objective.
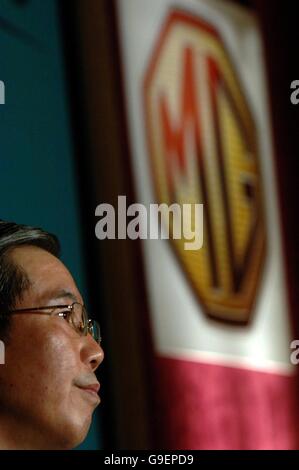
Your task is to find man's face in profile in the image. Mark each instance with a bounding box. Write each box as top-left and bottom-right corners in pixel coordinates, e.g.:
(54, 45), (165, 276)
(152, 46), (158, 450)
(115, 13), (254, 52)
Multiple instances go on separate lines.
(0, 245), (104, 449)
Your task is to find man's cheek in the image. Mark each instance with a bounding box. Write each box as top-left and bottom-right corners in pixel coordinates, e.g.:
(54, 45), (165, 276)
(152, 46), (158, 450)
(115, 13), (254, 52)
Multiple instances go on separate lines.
(43, 333), (79, 383)
(43, 326), (77, 359)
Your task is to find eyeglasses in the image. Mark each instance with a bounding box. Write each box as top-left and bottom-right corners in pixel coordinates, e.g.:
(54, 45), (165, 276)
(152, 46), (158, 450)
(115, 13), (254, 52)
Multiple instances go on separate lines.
(7, 302), (102, 344)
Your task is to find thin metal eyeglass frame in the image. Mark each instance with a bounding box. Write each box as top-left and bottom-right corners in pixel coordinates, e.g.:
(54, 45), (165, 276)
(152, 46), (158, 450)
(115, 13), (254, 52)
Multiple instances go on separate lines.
(6, 302), (102, 344)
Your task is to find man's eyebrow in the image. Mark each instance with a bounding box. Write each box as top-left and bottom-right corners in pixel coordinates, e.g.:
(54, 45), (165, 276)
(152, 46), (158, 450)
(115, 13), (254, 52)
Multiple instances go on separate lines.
(46, 290), (78, 303)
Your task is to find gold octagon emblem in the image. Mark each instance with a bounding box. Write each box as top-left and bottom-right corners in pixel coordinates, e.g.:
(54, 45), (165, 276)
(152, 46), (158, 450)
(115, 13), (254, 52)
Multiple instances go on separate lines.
(143, 10), (266, 323)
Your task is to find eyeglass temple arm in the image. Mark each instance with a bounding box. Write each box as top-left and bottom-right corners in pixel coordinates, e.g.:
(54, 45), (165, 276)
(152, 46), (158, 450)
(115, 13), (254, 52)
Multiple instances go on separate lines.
(8, 305), (71, 313)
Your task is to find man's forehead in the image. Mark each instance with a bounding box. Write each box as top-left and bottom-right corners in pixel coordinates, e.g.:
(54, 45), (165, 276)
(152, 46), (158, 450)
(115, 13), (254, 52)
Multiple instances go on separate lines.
(10, 245), (82, 305)
(10, 244), (61, 268)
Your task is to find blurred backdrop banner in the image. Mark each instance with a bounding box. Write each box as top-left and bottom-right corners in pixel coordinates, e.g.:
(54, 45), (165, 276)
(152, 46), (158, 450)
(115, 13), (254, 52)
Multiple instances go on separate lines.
(115, 0), (299, 449)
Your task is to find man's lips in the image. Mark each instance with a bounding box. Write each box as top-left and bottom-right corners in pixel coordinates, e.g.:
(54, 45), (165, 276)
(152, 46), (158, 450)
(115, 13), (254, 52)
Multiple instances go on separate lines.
(76, 383), (101, 402)
(80, 383), (100, 394)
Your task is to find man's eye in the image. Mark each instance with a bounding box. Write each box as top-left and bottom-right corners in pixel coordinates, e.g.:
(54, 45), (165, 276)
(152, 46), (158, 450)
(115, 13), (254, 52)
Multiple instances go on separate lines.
(60, 311), (71, 321)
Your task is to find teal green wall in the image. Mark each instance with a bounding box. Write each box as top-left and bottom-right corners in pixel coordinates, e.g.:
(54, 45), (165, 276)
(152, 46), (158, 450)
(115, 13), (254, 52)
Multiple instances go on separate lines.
(0, 0), (102, 450)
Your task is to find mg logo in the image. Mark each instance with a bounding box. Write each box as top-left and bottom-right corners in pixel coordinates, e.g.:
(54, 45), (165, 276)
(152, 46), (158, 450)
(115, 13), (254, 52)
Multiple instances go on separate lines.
(143, 10), (266, 323)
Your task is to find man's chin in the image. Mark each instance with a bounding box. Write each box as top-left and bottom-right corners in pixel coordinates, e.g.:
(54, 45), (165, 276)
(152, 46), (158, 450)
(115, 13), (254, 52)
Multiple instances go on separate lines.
(67, 417), (92, 449)
(45, 413), (93, 450)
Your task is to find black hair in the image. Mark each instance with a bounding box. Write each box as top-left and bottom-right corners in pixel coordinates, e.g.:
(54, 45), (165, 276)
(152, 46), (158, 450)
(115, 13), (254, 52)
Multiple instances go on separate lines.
(0, 220), (60, 339)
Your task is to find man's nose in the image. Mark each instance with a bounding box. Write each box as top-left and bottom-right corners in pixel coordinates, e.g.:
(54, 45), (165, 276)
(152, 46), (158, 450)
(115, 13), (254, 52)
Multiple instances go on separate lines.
(81, 334), (104, 372)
